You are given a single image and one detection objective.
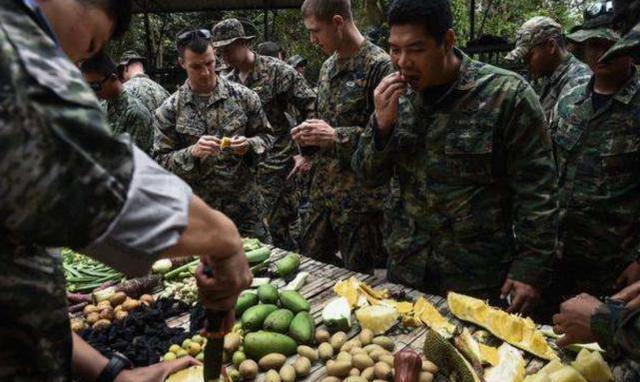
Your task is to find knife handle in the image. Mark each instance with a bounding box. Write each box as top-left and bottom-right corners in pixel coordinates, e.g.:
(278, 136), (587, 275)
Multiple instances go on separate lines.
(205, 309), (229, 336)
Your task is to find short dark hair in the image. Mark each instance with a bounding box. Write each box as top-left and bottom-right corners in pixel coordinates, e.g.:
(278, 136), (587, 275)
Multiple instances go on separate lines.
(177, 33), (212, 57)
(387, 0), (453, 45)
(80, 50), (118, 77)
(256, 41), (282, 58)
(301, 0), (352, 22)
(81, 0), (132, 39)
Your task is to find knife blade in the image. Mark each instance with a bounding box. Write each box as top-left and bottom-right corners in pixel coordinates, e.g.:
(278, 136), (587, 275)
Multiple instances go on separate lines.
(203, 309), (227, 382)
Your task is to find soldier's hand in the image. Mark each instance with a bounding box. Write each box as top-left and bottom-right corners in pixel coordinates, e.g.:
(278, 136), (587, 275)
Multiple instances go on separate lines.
(291, 119), (336, 148)
(191, 135), (221, 158)
(616, 261), (640, 288)
(195, 253), (252, 312)
(612, 280), (640, 310)
(553, 293), (602, 347)
(374, 72), (406, 138)
(501, 278), (541, 314)
(114, 356), (200, 382)
(229, 136), (250, 156)
(288, 154), (313, 179)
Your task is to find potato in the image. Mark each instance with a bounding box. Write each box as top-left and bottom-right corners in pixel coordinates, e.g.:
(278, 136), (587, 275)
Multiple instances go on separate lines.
(318, 342), (334, 361)
(350, 347), (366, 356)
(336, 351), (352, 364)
(330, 332), (347, 352)
(70, 319), (87, 333)
(279, 364), (296, 382)
(297, 345), (318, 362)
(374, 362), (392, 380)
(108, 292), (127, 307)
(97, 300), (112, 310)
(363, 344), (385, 354)
(83, 304), (99, 316)
(320, 377), (341, 382)
(259, 354), (287, 370)
(378, 354), (394, 367)
(358, 329), (374, 346)
(341, 339), (362, 353)
(369, 350), (389, 363)
(419, 372), (434, 382)
(361, 366), (375, 381)
(114, 310), (128, 321)
(349, 368), (361, 376)
(293, 356), (311, 377)
(421, 360), (438, 374)
(224, 333), (242, 354)
(372, 337), (394, 352)
(121, 298), (141, 312)
(187, 342), (201, 356)
(352, 354), (375, 370)
(92, 319), (111, 330)
(86, 312), (100, 325)
(345, 377), (367, 382)
(139, 294), (154, 306)
(326, 360), (352, 378)
(315, 329), (331, 343)
(265, 369), (281, 382)
(239, 360), (258, 379)
(99, 307), (114, 321)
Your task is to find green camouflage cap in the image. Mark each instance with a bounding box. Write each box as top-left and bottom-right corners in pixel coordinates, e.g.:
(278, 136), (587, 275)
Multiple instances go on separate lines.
(505, 16), (563, 61)
(211, 18), (255, 48)
(287, 54), (307, 68)
(118, 50), (145, 66)
(566, 27), (620, 43)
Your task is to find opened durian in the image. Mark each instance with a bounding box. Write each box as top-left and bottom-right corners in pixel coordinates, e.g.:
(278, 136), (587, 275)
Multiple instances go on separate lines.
(484, 343), (526, 382)
(549, 366), (588, 382)
(571, 349), (613, 382)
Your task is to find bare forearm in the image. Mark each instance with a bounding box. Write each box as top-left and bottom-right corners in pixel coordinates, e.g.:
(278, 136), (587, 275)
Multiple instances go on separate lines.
(71, 332), (109, 381)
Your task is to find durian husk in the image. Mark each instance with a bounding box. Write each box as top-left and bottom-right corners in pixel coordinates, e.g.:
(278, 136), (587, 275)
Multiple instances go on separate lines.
(423, 329), (483, 382)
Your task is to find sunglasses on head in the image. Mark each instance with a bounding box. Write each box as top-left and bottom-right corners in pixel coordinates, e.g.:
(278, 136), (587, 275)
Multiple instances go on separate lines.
(88, 74), (112, 92)
(177, 29), (212, 48)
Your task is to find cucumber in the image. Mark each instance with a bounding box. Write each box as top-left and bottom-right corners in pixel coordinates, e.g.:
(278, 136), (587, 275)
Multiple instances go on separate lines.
(243, 331), (297, 360)
(274, 253), (300, 278)
(288, 311), (314, 345)
(246, 247), (271, 264)
(257, 284), (279, 304)
(263, 309), (295, 333)
(235, 292), (259, 317)
(279, 290), (310, 313)
(241, 304), (278, 331)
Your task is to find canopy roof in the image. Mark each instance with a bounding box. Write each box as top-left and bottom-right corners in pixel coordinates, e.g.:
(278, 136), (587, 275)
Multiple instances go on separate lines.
(133, 0), (304, 13)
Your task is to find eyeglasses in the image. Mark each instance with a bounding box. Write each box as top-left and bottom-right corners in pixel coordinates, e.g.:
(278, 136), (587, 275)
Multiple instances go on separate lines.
(585, 0), (613, 19)
(88, 75), (111, 92)
(176, 29), (212, 48)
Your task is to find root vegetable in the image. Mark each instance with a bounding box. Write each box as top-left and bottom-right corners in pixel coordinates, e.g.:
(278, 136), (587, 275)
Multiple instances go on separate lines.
(279, 364), (296, 382)
(108, 292), (127, 307)
(293, 356), (311, 377)
(239, 360), (258, 379)
(92, 319), (111, 330)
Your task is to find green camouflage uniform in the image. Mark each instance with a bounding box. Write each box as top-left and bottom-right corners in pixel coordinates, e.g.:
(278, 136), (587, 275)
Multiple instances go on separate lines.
(0, 1), (133, 380)
(226, 53), (316, 250)
(154, 77), (274, 242)
(302, 40), (393, 273)
(537, 54), (591, 120)
(124, 73), (170, 114)
(106, 89), (155, 154)
(592, 301), (640, 363)
(549, 71), (640, 299)
(353, 49), (558, 297)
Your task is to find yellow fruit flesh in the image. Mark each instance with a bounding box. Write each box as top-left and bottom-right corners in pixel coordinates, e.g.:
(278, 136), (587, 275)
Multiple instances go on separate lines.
(355, 305), (398, 335)
(571, 350), (613, 382)
(549, 366), (587, 382)
(484, 343), (525, 382)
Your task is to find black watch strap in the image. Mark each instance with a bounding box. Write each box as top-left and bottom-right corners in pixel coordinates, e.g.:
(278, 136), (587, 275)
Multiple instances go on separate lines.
(97, 353), (133, 382)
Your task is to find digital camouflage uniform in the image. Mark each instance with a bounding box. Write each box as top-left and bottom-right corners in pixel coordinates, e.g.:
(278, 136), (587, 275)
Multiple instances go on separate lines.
(592, 300), (640, 363)
(353, 49), (558, 297)
(124, 73), (170, 114)
(0, 1), (134, 380)
(106, 88), (155, 154)
(226, 53), (316, 250)
(302, 39), (393, 273)
(549, 70), (640, 299)
(154, 76), (274, 242)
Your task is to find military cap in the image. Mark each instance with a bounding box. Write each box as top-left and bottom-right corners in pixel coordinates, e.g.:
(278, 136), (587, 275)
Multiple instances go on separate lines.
(505, 16), (563, 61)
(118, 50), (146, 66)
(256, 41), (282, 57)
(211, 18), (255, 48)
(287, 54), (307, 68)
(566, 27), (620, 43)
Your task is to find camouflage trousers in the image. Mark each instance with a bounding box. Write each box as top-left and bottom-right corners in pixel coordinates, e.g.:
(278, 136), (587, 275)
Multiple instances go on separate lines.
(300, 206), (387, 274)
(258, 168), (301, 251)
(197, 184), (272, 244)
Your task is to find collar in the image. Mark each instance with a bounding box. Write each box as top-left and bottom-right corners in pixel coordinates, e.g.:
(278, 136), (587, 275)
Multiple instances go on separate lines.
(19, 0), (59, 45)
(183, 76), (230, 107)
(576, 68), (640, 106)
(132, 73), (150, 80)
(228, 52), (263, 85)
(547, 53), (575, 85)
(328, 39), (373, 79)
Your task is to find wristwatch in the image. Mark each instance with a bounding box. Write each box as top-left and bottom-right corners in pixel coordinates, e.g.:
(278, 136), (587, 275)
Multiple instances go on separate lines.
(97, 352), (133, 382)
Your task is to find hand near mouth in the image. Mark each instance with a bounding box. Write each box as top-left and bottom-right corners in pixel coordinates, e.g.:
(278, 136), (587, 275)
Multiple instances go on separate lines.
(373, 72), (407, 138)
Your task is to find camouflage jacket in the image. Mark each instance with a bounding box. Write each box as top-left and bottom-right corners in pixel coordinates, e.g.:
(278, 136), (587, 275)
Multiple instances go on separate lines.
(106, 89), (155, 154)
(592, 300), (640, 362)
(353, 50), (559, 290)
(226, 53), (316, 176)
(550, 72), (640, 277)
(124, 73), (170, 114)
(154, 77), (274, 197)
(0, 0), (134, 380)
(538, 53), (591, 121)
(309, 39), (394, 216)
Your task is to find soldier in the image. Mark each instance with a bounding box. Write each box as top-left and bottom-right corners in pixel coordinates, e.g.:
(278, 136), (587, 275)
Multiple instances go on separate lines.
(548, 25), (640, 303)
(291, 0), (394, 273)
(255, 41), (285, 60)
(288, 54), (308, 77)
(506, 16), (591, 121)
(353, 0), (558, 313)
(154, 30), (275, 243)
(0, 0), (251, 381)
(213, 18), (316, 250)
(118, 50), (170, 114)
(80, 51), (155, 154)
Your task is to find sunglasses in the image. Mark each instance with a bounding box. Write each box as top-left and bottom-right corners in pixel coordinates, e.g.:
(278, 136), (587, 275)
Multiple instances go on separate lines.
(176, 29), (212, 48)
(585, 0), (613, 19)
(88, 75), (111, 92)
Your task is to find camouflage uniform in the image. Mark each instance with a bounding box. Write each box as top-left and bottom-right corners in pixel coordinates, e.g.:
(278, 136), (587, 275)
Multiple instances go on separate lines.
(106, 88), (155, 154)
(353, 49), (558, 297)
(226, 53), (316, 250)
(592, 301), (640, 363)
(154, 77), (274, 242)
(506, 16), (592, 121)
(549, 68), (640, 299)
(124, 73), (170, 114)
(0, 1), (130, 380)
(298, 40), (393, 273)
